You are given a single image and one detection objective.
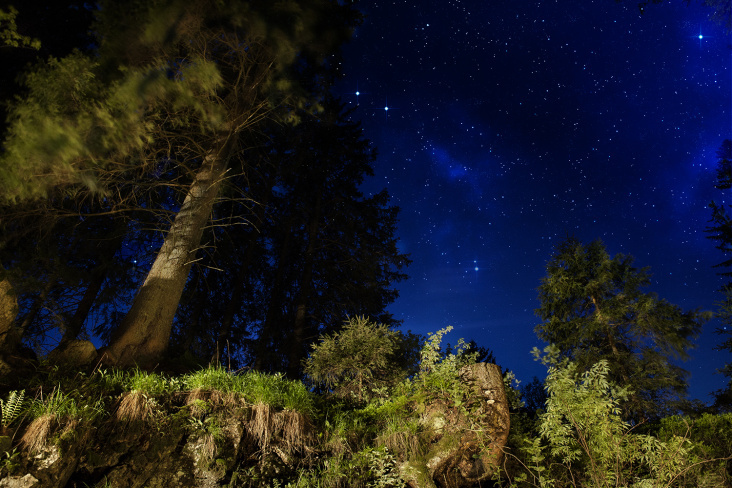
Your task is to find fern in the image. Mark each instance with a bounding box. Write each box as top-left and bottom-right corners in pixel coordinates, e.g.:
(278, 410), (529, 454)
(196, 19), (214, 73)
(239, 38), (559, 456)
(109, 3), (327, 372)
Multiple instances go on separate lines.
(0, 390), (24, 428)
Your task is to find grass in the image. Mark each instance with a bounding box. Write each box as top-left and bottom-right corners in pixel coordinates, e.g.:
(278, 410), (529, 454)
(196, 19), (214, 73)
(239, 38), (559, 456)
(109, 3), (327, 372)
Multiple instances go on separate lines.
(0, 354), (479, 486)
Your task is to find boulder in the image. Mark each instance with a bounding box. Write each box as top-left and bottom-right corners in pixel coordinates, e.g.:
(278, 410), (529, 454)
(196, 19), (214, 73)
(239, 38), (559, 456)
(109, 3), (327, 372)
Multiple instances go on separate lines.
(0, 474), (39, 488)
(401, 362), (510, 488)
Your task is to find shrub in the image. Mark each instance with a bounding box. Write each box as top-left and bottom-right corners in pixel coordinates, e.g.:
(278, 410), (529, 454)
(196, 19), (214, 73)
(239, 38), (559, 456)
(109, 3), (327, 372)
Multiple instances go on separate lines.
(505, 351), (699, 488)
(304, 316), (402, 401)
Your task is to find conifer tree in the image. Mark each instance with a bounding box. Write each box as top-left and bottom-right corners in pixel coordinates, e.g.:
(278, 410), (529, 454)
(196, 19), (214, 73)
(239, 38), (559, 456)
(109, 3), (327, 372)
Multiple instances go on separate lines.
(535, 237), (707, 420)
(706, 139), (732, 411)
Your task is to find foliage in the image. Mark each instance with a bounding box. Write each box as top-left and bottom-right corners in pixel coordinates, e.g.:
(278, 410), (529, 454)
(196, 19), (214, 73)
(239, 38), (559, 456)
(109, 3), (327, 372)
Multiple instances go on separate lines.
(505, 353), (700, 488)
(706, 139), (732, 411)
(520, 377), (548, 417)
(304, 316), (402, 401)
(0, 7), (40, 50)
(416, 326), (479, 404)
(535, 237), (707, 421)
(351, 447), (403, 487)
(0, 390), (24, 428)
(657, 413), (732, 486)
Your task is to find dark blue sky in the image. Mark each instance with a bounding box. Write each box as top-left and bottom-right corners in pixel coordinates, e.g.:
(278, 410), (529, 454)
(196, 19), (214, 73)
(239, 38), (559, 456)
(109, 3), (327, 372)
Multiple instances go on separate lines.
(338, 0), (731, 402)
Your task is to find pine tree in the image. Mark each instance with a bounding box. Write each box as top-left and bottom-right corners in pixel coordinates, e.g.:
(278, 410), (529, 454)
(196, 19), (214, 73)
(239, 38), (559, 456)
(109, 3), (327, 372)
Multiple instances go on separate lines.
(706, 139), (732, 411)
(535, 237), (707, 420)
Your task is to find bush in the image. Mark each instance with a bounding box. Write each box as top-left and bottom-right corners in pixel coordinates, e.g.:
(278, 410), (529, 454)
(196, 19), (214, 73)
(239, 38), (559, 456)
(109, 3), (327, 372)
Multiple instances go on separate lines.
(304, 316), (402, 401)
(504, 351), (700, 488)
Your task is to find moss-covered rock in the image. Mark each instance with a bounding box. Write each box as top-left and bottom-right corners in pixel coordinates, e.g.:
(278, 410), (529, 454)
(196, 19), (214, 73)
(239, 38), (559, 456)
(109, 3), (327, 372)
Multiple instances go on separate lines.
(401, 363), (510, 488)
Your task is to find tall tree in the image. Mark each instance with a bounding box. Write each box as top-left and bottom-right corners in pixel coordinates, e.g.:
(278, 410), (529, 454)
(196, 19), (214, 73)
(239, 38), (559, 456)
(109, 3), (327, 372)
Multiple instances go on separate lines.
(0, 0), (359, 367)
(705, 139), (732, 411)
(535, 237), (707, 421)
(166, 99), (410, 376)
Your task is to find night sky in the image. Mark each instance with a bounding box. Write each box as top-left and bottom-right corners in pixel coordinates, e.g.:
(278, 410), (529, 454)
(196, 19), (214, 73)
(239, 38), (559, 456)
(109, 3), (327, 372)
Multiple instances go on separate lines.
(336, 1), (731, 402)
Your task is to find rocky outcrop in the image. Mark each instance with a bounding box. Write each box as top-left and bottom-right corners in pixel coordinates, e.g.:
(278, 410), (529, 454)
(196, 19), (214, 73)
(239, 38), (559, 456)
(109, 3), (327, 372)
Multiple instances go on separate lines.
(400, 363), (510, 488)
(0, 362), (510, 487)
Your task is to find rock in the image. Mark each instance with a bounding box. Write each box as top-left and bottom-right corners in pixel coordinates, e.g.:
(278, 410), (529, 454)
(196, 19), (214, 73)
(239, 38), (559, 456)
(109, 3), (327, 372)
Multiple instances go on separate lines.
(0, 474), (39, 488)
(27, 443), (81, 488)
(401, 362), (510, 488)
(46, 340), (97, 368)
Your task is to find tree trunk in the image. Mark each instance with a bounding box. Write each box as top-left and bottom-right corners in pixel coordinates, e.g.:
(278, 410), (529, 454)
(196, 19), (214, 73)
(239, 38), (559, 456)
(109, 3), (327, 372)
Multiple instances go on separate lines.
(0, 266), (20, 354)
(104, 138), (233, 368)
(287, 196), (321, 378)
(58, 230), (126, 347)
(18, 274), (57, 334)
(214, 241), (255, 365)
(60, 272), (106, 345)
(254, 229), (294, 371)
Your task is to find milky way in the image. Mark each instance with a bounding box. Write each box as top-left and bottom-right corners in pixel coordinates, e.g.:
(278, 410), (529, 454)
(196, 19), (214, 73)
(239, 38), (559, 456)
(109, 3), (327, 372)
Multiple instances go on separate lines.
(337, 0), (731, 401)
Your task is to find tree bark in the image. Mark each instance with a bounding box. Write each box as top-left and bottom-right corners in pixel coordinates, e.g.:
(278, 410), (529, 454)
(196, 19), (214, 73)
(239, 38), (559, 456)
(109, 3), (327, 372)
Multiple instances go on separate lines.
(0, 266), (20, 353)
(104, 137), (233, 368)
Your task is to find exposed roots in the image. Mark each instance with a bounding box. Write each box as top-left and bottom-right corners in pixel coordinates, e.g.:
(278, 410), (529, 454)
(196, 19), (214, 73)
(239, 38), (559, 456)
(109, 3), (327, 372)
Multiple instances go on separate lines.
(200, 431), (217, 464)
(116, 390), (154, 425)
(20, 414), (56, 455)
(378, 429), (421, 459)
(275, 409), (313, 453)
(186, 388), (238, 416)
(186, 388), (209, 418)
(249, 402), (273, 450)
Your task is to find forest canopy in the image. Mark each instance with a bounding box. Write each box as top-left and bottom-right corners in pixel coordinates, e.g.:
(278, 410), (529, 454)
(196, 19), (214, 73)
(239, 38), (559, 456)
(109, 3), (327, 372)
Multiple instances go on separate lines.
(0, 0), (408, 374)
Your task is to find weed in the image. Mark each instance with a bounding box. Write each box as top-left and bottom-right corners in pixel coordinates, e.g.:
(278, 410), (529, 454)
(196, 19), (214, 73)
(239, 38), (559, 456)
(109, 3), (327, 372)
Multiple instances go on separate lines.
(26, 386), (78, 418)
(0, 447), (21, 476)
(124, 368), (171, 396)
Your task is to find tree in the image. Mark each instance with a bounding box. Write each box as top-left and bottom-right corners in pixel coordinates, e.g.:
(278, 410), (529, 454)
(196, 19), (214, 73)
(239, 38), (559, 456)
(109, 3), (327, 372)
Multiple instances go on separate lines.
(519, 376), (548, 418)
(510, 354), (697, 488)
(706, 139), (732, 411)
(0, 0), (360, 367)
(303, 316), (404, 402)
(161, 98), (409, 376)
(535, 237), (707, 421)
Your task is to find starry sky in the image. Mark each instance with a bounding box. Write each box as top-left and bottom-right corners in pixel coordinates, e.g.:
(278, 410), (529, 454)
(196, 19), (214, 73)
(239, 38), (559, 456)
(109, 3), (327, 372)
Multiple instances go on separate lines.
(335, 0), (732, 402)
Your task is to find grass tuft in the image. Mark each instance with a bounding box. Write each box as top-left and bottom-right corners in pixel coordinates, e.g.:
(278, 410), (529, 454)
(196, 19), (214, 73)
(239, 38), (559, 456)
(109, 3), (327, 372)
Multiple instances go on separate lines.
(275, 409), (313, 453)
(115, 390), (155, 425)
(20, 413), (55, 455)
(249, 402), (273, 449)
